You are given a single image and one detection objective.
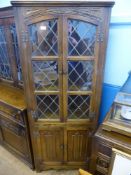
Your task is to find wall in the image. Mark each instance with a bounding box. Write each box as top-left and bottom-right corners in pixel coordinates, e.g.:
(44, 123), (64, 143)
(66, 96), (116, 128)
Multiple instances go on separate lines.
(99, 0), (131, 123)
(0, 0), (131, 123)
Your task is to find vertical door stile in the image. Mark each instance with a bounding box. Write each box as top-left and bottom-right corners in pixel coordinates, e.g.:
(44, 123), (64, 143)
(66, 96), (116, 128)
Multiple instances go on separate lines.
(62, 16), (68, 122)
(58, 16), (64, 122)
(61, 15), (68, 163)
(26, 25), (36, 112)
(90, 25), (100, 123)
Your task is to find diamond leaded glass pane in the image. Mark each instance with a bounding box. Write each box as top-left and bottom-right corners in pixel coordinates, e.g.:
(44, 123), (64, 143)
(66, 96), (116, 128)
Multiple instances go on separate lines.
(10, 24), (22, 82)
(0, 26), (12, 80)
(68, 19), (96, 56)
(29, 19), (58, 56)
(68, 95), (90, 119)
(32, 61), (58, 90)
(68, 61), (94, 91)
(35, 95), (59, 119)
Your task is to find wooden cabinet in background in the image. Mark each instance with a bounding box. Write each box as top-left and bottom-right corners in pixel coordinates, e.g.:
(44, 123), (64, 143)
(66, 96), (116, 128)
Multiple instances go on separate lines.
(0, 6), (22, 86)
(0, 82), (34, 168)
(12, 0), (114, 171)
(90, 111), (131, 175)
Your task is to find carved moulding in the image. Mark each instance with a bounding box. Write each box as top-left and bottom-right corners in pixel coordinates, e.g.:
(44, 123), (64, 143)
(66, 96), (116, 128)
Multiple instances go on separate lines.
(24, 7), (103, 22)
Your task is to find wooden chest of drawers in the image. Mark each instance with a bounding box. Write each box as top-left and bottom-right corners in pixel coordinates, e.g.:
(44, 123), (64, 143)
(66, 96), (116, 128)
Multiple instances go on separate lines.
(0, 82), (34, 168)
(89, 111), (131, 175)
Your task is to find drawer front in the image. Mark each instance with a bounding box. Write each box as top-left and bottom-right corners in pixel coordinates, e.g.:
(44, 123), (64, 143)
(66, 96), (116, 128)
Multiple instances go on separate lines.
(0, 103), (25, 125)
(96, 153), (110, 175)
(0, 117), (25, 137)
(0, 116), (28, 155)
(97, 141), (112, 157)
(11, 112), (25, 126)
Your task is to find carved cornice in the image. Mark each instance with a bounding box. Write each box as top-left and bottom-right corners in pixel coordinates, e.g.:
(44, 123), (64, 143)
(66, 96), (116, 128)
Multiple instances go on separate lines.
(11, 1), (115, 7)
(24, 7), (103, 22)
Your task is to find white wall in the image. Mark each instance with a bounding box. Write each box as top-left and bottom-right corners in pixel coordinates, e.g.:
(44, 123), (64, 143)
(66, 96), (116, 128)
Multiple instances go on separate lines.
(0, 0), (11, 7)
(104, 24), (131, 86)
(0, 0), (131, 86)
(104, 0), (131, 86)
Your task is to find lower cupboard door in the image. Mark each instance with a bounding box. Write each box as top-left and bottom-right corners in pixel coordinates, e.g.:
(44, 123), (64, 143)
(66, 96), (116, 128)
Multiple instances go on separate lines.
(37, 128), (64, 164)
(67, 129), (90, 164)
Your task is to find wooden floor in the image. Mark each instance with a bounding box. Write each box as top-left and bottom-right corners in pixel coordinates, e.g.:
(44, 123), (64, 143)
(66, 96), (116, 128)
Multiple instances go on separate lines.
(0, 145), (78, 175)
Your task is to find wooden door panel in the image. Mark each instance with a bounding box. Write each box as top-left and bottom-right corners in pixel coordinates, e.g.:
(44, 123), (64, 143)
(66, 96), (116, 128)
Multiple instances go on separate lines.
(67, 130), (90, 162)
(39, 128), (64, 162)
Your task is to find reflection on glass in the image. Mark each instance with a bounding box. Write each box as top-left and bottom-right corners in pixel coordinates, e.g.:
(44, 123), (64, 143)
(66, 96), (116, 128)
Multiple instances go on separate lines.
(0, 26), (12, 80)
(68, 61), (94, 91)
(68, 19), (96, 56)
(10, 24), (22, 82)
(35, 95), (59, 119)
(29, 20), (58, 56)
(32, 61), (58, 90)
(68, 95), (90, 119)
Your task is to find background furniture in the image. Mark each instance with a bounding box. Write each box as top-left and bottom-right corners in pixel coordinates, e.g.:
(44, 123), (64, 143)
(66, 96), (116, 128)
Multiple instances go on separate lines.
(0, 82), (34, 168)
(90, 72), (131, 175)
(0, 6), (34, 168)
(108, 149), (131, 175)
(90, 111), (131, 175)
(12, 0), (114, 171)
(0, 6), (22, 86)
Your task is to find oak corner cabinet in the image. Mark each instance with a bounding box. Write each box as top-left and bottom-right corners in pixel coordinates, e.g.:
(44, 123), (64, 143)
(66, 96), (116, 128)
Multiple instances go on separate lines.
(12, 0), (114, 171)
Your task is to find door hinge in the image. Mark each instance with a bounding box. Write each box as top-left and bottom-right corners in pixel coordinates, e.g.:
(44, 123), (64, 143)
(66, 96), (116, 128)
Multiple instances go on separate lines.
(89, 111), (96, 120)
(21, 31), (29, 43)
(97, 32), (104, 42)
(31, 110), (38, 120)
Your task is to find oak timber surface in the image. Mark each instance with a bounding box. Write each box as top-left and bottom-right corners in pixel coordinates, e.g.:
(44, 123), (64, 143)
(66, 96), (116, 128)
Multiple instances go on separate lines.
(0, 82), (26, 110)
(0, 145), (78, 175)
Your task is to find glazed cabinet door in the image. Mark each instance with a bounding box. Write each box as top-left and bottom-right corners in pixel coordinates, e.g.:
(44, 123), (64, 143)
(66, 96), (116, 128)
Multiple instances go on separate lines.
(35, 127), (64, 169)
(0, 25), (13, 81)
(0, 13), (22, 85)
(27, 16), (63, 122)
(27, 15), (100, 122)
(62, 16), (100, 122)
